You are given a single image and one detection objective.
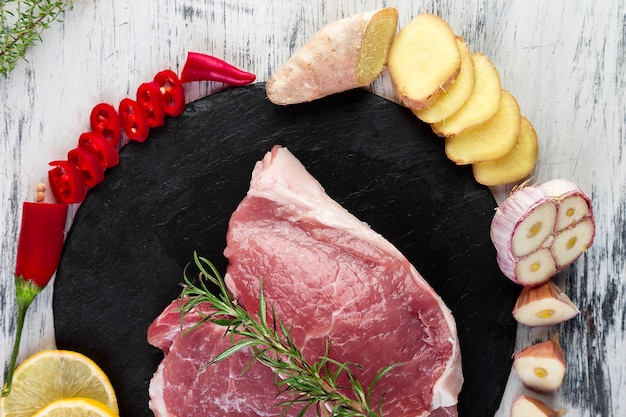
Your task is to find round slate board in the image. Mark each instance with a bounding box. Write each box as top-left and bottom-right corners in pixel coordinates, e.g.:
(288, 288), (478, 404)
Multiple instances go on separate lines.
(54, 83), (519, 417)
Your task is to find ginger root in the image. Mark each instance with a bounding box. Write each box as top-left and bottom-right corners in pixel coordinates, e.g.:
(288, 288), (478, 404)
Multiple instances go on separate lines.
(431, 53), (502, 137)
(445, 90), (521, 165)
(387, 13), (461, 110)
(266, 8), (398, 105)
(412, 37), (475, 123)
(473, 116), (539, 186)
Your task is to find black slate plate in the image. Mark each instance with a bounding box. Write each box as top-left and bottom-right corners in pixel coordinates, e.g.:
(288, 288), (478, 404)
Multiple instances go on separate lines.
(53, 83), (519, 417)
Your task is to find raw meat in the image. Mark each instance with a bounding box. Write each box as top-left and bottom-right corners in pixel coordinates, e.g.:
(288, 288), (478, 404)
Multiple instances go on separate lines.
(148, 299), (318, 417)
(223, 145), (463, 417)
(148, 145), (463, 417)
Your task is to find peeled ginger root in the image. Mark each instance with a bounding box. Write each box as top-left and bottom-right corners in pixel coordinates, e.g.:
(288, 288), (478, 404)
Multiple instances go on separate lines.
(445, 90), (521, 165)
(266, 8), (398, 105)
(413, 37), (475, 123)
(388, 13), (461, 110)
(473, 116), (539, 186)
(431, 53), (502, 137)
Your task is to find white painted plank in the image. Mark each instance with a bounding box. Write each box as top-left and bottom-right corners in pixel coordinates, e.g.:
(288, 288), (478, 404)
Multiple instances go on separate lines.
(1, 1), (624, 416)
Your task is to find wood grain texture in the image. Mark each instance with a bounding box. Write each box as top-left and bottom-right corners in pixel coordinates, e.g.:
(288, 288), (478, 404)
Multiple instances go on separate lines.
(1, 1), (624, 416)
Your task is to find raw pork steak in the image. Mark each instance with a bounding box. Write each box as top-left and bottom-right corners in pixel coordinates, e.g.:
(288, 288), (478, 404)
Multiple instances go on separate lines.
(148, 299), (318, 417)
(148, 145), (463, 417)
(223, 145), (463, 416)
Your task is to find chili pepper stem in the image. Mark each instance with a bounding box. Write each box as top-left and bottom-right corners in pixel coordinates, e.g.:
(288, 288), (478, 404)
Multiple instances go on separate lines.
(1, 276), (45, 397)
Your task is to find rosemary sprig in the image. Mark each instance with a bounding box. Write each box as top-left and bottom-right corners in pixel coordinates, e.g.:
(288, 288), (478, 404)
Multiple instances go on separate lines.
(178, 253), (401, 417)
(1, 0), (73, 76)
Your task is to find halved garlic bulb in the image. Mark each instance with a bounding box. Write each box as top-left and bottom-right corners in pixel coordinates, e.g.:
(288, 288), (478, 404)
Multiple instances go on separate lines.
(491, 179), (595, 286)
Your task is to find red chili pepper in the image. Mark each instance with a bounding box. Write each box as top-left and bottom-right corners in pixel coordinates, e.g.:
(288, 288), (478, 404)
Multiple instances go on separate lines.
(2, 202), (68, 396)
(137, 81), (166, 127)
(90, 103), (122, 149)
(78, 131), (120, 169)
(15, 202), (68, 287)
(68, 146), (106, 188)
(48, 160), (88, 204)
(153, 69), (186, 117)
(119, 98), (150, 142)
(180, 52), (256, 86)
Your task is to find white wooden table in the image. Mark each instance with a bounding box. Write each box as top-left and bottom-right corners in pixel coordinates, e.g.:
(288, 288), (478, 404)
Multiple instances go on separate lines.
(1, 1), (624, 416)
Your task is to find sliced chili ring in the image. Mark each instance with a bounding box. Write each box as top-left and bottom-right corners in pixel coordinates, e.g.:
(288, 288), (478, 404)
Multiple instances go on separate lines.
(154, 69), (186, 117)
(137, 81), (166, 128)
(48, 160), (88, 204)
(68, 146), (106, 188)
(78, 131), (120, 169)
(119, 98), (150, 142)
(90, 103), (122, 149)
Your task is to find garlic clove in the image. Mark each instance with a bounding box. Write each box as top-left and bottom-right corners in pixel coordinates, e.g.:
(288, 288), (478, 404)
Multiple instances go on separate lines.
(511, 248), (557, 286)
(554, 194), (590, 232)
(510, 201), (557, 258)
(538, 179), (593, 232)
(513, 334), (566, 392)
(510, 395), (567, 417)
(551, 218), (595, 267)
(491, 185), (555, 259)
(512, 281), (579, 326)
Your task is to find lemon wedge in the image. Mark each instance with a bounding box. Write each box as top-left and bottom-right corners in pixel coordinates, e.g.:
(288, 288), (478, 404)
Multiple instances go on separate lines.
(31, 398), (117, 417)
(1, 350), (118, 417)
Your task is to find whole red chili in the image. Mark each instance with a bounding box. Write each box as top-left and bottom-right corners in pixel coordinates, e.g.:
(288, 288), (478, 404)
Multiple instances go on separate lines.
(78, 131), (120, 169)
(119, 98), (150, 142)
(137, 81), (166, 128)
(180, 52), (256, 86)
(153, 69), (186, 117)
(90, 103), (122, 149)
(68, 146), (106, 188)
(48, 160), (88, 204)
(1, 202), (68, 396)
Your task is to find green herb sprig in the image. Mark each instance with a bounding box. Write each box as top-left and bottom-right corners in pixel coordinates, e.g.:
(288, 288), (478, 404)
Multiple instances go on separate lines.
(179, 253), (401, 417)
(1, 0), (73, 76)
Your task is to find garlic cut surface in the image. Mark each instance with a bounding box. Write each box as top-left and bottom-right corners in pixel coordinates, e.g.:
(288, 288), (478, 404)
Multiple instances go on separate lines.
(490, 179), (595, 286)
(512, 281), (580, 326)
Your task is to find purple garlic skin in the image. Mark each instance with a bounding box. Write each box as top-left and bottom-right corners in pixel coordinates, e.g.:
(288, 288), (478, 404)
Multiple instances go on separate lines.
(490, 179), (595, 286)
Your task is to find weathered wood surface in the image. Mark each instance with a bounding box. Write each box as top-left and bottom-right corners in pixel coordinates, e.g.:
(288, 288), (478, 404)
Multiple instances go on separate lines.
(1, 1), (624, 416)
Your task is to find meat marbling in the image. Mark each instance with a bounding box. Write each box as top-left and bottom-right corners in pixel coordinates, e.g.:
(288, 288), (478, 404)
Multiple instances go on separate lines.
(148, 145), (463, 417)
(148, 299), (318, 417)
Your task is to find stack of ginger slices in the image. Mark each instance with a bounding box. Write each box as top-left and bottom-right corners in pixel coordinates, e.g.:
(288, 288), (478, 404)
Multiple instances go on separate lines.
(387, 13), (538, 186)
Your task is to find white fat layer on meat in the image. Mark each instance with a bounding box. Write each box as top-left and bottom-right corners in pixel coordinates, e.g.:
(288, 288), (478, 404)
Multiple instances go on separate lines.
(148, 363), (169, 417)
(248, 146), (403, 259)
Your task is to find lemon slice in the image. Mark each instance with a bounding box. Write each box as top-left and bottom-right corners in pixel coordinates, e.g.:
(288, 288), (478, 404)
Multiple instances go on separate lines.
(1, 350), (118, 417)
(31, 398), (117, 417)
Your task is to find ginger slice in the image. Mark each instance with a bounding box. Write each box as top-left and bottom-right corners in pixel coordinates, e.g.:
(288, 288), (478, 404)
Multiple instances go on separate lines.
(387, 13), (461, 110)
(413, 37), (475, 123)
(444, 90), (521, 165)
(472, 116), (539, 186)
(431, 53), (501, 136)
(266, 8), (399, 105)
